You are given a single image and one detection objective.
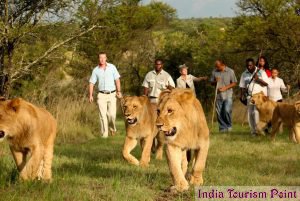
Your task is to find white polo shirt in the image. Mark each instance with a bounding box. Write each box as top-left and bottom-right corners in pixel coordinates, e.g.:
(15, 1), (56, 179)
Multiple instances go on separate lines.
(239, 67), (268, 96)
(142, 70), (175, 98)
(267, 77), (287, 101)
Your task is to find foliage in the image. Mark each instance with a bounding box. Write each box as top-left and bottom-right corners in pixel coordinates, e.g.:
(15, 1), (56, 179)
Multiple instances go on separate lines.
(229, 0), (300, 88)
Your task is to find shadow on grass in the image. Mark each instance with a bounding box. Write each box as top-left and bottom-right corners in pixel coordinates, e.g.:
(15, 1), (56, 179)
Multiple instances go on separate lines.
(55, 135), (127, 161)
(211, 129), (295, 145)
(54, 135), (169, 182)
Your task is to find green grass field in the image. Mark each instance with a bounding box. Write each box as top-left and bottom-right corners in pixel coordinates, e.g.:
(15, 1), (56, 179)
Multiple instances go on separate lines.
(0, 120), (300, 201)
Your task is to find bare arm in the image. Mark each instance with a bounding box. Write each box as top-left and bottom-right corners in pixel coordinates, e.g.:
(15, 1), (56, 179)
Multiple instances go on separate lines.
(256, 78), (268, 86)
(115, 79), (121, 92)
(166, 85), (175, 90)
(219, 82), (237, 92)
(115, 79), (122, 98)
(226, 82), (237, 90)
(89, 83), (94, 103)
(143, 87), (149, 96)
(193, 76), (208, 82)
(254, 74), (268, 86)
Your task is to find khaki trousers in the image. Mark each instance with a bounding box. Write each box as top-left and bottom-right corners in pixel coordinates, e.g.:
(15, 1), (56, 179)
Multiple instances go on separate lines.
(97, 92), (117, 138)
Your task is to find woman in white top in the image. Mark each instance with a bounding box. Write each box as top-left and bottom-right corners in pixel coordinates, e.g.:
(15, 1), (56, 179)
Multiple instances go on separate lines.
(176, 64), (207, 94)
(268, 68), (289, 102)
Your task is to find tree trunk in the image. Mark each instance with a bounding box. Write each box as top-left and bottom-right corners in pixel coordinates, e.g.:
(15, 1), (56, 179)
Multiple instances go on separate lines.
(2, 41), (15, 98)
(0, 46), (4, 73)
(0, 45), (8, 97)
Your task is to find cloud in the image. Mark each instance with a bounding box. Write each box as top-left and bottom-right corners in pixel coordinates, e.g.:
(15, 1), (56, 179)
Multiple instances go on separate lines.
(141, 0), (237, 18)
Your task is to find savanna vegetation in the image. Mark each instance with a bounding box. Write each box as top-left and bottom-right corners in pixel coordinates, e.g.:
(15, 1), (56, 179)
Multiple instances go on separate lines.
(0, 0), (300, 200)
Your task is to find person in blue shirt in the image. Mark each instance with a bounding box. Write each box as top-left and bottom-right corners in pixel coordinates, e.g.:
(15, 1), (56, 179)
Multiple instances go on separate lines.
(89, 52), (122, 138)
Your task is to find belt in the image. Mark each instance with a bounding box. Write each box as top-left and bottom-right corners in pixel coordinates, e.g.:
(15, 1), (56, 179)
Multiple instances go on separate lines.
(149, 96), (158, 99)
(99, 90), (116, 94)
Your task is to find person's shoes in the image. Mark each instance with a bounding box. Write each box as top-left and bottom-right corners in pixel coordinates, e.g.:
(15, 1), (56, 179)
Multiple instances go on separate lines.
(101, 135), (108, 139)
(219, 129), (228, 133)
(227, 127), (232, 132)
(251, 132), (258, 137)
(110, 130), (116, 136)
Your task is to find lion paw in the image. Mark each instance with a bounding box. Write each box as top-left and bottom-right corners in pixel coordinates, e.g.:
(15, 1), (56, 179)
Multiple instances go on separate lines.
(139, 161), (149, 168)
(270, 137), (276, 142)
(127, 159), (139, 166)
(155, 154), (163, 160)
(167, 183), (189, 193)
(190, 175), (203, 186)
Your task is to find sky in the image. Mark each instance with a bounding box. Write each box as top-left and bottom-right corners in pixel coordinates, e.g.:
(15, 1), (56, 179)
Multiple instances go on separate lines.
(141, 0), (238, 18)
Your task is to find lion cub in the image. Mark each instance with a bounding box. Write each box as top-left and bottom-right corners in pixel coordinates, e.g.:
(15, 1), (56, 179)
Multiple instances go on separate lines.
(121, 96), (164, 167)
(0, 98), (57, 181)
(156, 89), (210, 192)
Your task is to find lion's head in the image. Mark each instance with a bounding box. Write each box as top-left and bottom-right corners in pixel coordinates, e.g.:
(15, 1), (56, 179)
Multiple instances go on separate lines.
(122, 96), (150, 127)
(251, 91), (268, 105)
(0, 98), (22, 142)
(156, 89), (195, 141)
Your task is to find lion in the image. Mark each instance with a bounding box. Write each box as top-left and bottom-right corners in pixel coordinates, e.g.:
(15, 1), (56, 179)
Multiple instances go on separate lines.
(121, 95), (164, 167)
(251, 92), (277, 135)
(270, 101), (300, 143)
(0, 97), (57, 181)
(156, 88), (209, 192)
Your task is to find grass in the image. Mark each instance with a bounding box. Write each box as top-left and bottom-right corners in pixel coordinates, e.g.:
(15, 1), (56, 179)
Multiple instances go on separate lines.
(0, 120), (300, 201)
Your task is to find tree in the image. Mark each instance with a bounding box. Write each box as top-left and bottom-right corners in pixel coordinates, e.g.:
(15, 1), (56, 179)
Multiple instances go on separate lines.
(0, 0), (102, 96)
(229, 0), (300, 87)
(75, 0), (176, 94)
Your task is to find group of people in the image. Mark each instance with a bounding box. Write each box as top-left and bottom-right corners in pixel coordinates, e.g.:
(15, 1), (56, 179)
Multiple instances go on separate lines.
(239, 57), (289, 135)
(210, 56), (288, 135)
(88, 52), (289, 137)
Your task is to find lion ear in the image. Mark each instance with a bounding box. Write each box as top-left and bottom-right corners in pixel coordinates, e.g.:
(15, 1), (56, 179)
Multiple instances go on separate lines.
(7, 98), (21, 112)
(177, 89), (194, 101)
(263, 95), (269, 102)
(121, 95), (130, 106)
(139, 96), (149, 104)
(159, 90), (171, 101)
(121, 95), (127, 102)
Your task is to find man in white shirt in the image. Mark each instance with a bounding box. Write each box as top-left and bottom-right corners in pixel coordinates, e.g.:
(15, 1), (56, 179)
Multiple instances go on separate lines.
(239, 58), (269, 135)
(268, 68), (289, 102)
(142, 59), (175, 104)
(89, 52), (122, 138)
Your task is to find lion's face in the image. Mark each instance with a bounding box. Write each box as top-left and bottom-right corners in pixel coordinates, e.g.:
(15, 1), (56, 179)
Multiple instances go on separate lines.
(156, 98), (186, 141)
(0, 99), (20, 142)
(251, 91), (267, 105)
(123, 96), (147, 126)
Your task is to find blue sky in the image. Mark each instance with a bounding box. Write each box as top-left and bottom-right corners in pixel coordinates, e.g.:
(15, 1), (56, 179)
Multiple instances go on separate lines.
(141, 0), (238, 18)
